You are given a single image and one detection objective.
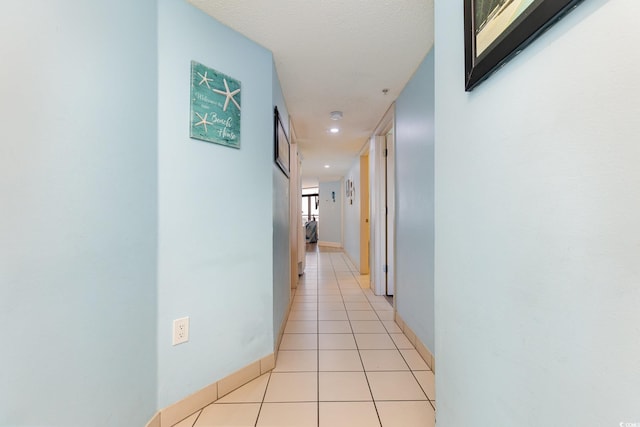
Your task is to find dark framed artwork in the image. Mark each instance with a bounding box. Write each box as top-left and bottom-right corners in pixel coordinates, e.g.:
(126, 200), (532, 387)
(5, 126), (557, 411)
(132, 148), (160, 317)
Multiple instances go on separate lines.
(464, 0), (583, 91)
(274, 106), (290, 178)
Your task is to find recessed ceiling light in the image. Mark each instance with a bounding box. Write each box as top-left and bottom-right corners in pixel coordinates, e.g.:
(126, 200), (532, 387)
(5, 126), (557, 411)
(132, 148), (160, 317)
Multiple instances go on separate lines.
(324, 164), (331, 168)
(329, 127), (340, 134)
(330, 111), (343, 120)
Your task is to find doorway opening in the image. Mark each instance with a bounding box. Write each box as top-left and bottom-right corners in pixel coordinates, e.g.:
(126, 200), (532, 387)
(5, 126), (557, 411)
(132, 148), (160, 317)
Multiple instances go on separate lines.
(302, 187), (319, 244)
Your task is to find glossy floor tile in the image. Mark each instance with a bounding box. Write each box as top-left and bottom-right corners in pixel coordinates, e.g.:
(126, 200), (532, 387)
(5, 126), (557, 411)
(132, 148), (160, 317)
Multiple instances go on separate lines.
(171, 249), (435, 427)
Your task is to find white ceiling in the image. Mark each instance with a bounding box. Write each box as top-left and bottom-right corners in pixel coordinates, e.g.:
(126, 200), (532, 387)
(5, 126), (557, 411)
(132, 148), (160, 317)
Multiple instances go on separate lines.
(189, 0), (434, 188)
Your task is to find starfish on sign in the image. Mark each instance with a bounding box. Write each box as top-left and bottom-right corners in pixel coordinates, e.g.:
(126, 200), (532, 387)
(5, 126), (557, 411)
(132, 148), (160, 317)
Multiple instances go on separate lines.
(197, 71), (213, 89)
(212, 78), (241, 112)
(194, 112), (213, 133)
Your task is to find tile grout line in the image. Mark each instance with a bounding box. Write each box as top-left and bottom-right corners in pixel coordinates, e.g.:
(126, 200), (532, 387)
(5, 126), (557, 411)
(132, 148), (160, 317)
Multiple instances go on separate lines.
(253, 371), (273, 427)
(190, 409), (203, 427)
(341, 251), (384, 427)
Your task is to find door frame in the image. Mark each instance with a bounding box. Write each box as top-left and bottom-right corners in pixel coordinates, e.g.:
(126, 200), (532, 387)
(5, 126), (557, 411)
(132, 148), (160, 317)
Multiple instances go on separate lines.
(369, 104), (395, 296)
(359, 152), (370, 275)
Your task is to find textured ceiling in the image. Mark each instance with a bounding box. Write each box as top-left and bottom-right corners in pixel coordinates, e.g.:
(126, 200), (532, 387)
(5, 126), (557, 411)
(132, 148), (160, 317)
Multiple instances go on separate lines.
(189, 0), (434, 187)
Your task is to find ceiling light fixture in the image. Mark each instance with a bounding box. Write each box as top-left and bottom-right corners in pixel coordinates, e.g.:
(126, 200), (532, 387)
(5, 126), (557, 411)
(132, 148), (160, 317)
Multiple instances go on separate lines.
(324, 164), (331, 168)
(329, 127), (340, 134)
(330, 111), (343, 121)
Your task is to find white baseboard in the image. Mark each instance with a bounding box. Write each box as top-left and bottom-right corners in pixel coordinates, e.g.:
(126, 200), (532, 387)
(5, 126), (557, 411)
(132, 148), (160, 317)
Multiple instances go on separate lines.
(395, 313), (436, 373)
(154, 353), (275, 427)
(317, 241), (342, 248)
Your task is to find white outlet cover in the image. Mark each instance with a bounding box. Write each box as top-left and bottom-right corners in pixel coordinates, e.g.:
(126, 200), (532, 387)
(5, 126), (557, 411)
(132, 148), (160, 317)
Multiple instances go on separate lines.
(172, 317), (189, 345)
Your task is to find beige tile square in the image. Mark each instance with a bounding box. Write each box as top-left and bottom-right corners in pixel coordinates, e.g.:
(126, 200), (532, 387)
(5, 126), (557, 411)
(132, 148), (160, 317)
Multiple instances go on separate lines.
(389, 333), (414, 349)
(363, 289), (376, 298)
(318, 333), (357, 350)
(372, 303), (393, 312)
(376, 402), (436, 427)
(317, 288), (341, 295)
(319, 301), (346, 311)
(318, 295), (343, 302)
(317, 281), (338, 287)
(284, 321), (317, 334)
(319, 402), (381, 427)
(318, 310), (348, 321)
(288, 310), (317, 321)
(414, 370), (435, 400)
(293, 295), (317, 301)
(347, 310), (378, 321)
(345, 302), (372, 311)
(318, 274), (336, 280)
(350, 320), (386, 333)
(264, 372), (317, 402)
(279, 333), (318, 350)
(217, 373), (270, 403)
(339, 279), (357, 286)
(319, 371), (373, 401)
(342, 295), (366, 302)
(360, 350), (409, 371)
(195, 403), (260, 426)
(341, 288), (364, 295)
(172, 411), (200, 427)
(400, 349), (430, 371)
(354, 333), (396, 350)
(256, 402), (317, 427)
(318, 320), (352, 333)
(319, 350), (363, 371)
(376, 311), (395, 320)
(273, 350), (317, 372)
(376, 401), (435, 427)
(290, 302), (317, 311)
(367, 372), (428, 401)
(382, 320), (403, 334)
(343, 296), (369, 303)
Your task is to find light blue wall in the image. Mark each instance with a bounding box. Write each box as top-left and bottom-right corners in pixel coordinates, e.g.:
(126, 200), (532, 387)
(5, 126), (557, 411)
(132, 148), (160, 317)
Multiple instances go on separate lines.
(395, 50), (435, 354)
(157, 0), (274, 408)
(435, 0), (640, 424)
(343, 161), (361, 270)
(272, 62), (291, 345)
(319, 181), (343, 245)
(0, 1), (158, 426)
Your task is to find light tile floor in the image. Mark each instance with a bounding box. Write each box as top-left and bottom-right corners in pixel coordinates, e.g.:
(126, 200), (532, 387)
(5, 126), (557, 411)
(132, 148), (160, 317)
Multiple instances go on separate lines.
(172, 249), (435, 427)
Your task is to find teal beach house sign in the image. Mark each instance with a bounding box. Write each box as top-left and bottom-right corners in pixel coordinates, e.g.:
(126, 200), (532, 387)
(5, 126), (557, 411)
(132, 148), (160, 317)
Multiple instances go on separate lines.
(190, 61), (241, 148)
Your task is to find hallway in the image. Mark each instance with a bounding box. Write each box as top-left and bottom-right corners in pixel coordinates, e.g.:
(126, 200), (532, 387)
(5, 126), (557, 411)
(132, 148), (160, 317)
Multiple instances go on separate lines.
(171, 249), (435, 426)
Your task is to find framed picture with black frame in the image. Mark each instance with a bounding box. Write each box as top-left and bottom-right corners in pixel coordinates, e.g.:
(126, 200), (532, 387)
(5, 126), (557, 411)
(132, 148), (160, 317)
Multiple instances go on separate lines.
(464, 0), (583, 91)
(274, 106), (290, 178)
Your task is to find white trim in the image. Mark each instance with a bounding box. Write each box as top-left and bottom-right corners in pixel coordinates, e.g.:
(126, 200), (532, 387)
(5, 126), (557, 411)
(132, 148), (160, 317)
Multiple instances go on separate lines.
(369, 104), (395, 296)
(371, 135), (386, 296)
(386, 128), (395, 296)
